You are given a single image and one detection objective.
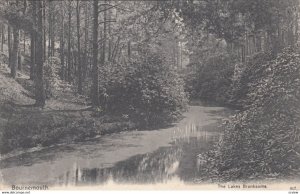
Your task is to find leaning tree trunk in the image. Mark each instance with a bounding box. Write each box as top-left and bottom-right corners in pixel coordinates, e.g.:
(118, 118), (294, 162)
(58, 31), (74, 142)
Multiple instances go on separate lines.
(35, 0), (46, 107)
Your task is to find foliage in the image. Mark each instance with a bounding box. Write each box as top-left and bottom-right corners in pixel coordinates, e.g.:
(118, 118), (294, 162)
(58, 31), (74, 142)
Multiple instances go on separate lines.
(209, 48), (300, 180)
(98, 47), (188, 127)
(0, 2), (33, 32)
(0, 52), (8, 64)
(185, 53), (237, 105)
(230, 52), (273, 108)
(179, 0), (298, 43)
(44, 57), (61, 99)
(0, 104), (137, 154)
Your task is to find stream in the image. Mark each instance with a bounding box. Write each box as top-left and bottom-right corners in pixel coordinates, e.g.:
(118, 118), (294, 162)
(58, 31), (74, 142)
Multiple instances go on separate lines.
(0, 105), (231, 186)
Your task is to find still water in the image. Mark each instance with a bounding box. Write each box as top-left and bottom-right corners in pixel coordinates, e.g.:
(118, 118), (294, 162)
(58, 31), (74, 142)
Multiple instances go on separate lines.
(0, 105), (231, 186)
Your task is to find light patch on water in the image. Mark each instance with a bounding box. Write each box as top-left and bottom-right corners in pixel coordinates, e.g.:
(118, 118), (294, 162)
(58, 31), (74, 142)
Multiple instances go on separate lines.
(167, 161), (179, 175)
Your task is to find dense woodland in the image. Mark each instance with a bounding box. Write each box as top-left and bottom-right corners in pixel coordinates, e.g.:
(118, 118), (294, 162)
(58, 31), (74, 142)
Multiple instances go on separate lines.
(0, 0), (300, 181)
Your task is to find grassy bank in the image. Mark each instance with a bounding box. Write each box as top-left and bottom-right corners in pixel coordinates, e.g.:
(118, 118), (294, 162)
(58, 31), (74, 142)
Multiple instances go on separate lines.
(0, 103), (137, 154)
(0, 63), (137, 154)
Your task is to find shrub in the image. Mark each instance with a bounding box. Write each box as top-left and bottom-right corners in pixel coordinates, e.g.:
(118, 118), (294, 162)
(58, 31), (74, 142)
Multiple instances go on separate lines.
(44, 57), (61, 98)
(185, 53), (237, 105)
(98, 49), (188, 127)
(0, 52), (8, 65)
(230, 52), (273, 108)
(211, 48), (300, 180)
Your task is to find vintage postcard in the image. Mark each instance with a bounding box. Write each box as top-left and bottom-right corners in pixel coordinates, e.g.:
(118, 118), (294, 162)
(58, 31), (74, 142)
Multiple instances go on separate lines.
(0, 0), (299, 193)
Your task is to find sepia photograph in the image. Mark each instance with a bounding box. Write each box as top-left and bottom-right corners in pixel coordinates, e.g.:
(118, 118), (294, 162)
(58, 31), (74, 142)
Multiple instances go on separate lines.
(0, 0), (299, 192)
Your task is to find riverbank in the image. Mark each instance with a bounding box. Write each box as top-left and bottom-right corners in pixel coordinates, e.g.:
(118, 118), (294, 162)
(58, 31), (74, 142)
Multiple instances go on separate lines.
(0, 63), (138, 154)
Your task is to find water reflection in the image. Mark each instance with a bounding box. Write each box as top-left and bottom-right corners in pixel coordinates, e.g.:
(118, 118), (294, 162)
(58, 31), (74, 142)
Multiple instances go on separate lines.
(57, 133), (220, 186)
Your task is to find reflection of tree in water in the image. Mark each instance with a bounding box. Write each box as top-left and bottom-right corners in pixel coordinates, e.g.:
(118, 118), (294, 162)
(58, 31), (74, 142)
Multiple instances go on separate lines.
(77, 146), (183, 185)
(57, 134), (220, 186)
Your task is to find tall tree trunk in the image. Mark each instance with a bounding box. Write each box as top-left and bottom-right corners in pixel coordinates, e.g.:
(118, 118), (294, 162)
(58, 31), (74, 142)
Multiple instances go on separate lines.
(270, 32), (279, 57)
(1, 24), (4, 52)
(30, 0), (36, 80)
(48, 0), (55, 57)
(11, 27), (19, 78)
(242, 44), (245, 62)
(48, 0), (52, 57)
(83, 1), (89, 89)
(30, 34), (35, 79)
(255, 32), (262, 52)
(60, 2), (65, 80)
(23, 31), (26, 54)
(111, 36), (120, 62)
(77, 0), (82, 94)
(8, 25), (11, 67)
(35, 0), (46, 107)
(91, 0), (99, 106)
(295, 7), (299, 45)
(67, 1), (72, 82)
(43, 0), (46, 61)
(51, 8), (55, 57)
(245, 33), (249, 57)
(102, 1), (107, 64)
(127, 40), (131, 61)
(176, 41), (180, 68)
(18, 50), (22, 71)
(108, 1), (112, 61)
(180, 41), (183, 69)
(265, 31), (270, 51)
(23, 0), (27, 13)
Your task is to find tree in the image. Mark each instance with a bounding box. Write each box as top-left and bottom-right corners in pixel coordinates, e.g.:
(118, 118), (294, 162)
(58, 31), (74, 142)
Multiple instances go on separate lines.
(42, 0), (46, 60)
(0, 24), (4, 52)
(76, 0), (82, 94)
(11, 26), (20, 78)
(67, 0), (72, 82)
(7, 25), (11, 67)
(30, 0), (36, 80)
(59, 1), (65, 80)
(35, 0), (46, 107)
(82, 1), (90, 88)
(91, 0), (99, 106)
(48, 0), (53, 57)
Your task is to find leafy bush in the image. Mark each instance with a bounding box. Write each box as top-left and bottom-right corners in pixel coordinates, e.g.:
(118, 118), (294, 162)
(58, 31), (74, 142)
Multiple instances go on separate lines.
(44, 57), (61, 98)
(210, 48), (300, 180)
(230, 52), (273, 108)
(98, 49), (188, 127)
(0, 52), (8, 65)
(185, 53), (237, 105)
